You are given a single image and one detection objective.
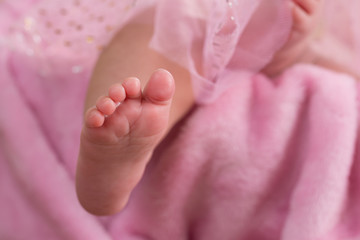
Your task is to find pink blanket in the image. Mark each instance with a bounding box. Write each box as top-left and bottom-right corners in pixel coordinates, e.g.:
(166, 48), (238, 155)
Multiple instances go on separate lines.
(1, 0), (360, 239)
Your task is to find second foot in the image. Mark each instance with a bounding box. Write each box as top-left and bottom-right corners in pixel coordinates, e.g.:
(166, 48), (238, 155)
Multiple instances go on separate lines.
(261, 0), (324, 77)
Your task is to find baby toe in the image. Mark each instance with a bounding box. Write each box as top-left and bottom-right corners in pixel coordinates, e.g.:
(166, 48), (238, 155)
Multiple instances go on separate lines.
(122, 77), (141, 99)
(85, 108), (105, 128)
(109, 83), (126, 103)
(96, 96), (117, 116)
(143, 69), (175, 105)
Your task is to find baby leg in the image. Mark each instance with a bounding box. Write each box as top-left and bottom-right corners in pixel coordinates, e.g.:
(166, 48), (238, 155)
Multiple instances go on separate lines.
(77, 70), (174, 215)
(76, 23), (194, 215)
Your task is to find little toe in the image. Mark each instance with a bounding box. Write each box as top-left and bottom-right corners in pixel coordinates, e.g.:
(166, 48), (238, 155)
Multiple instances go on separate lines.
(109, 83), (126, 103)
(143, 69), (175, 105)
(96, 96), (117, 115)
(85, 108), (105, 128)
(122, 77), (141, 99)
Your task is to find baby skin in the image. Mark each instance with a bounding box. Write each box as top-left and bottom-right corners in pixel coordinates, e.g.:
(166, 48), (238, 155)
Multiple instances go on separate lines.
(76, 0), (354, 215)
(76, 22), (194, 215)
(262, 0), (324, 76)
(77, 70), (175, 214)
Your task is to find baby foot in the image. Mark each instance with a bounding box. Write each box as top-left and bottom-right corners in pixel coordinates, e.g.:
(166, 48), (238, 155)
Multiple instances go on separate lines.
(262, 0), (324, 77)
(77, 69), (175, 214)
(81, 69), (174, 156)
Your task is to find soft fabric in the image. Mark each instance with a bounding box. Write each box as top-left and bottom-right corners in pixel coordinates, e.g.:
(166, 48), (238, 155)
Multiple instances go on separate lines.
(1, 0), (360, 239)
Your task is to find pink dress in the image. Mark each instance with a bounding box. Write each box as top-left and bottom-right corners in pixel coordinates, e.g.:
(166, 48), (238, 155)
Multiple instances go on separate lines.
(1, 0), (360, 239)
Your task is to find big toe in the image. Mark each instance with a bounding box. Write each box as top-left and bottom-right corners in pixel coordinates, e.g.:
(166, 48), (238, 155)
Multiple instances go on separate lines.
(143, 69), (175, 105)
